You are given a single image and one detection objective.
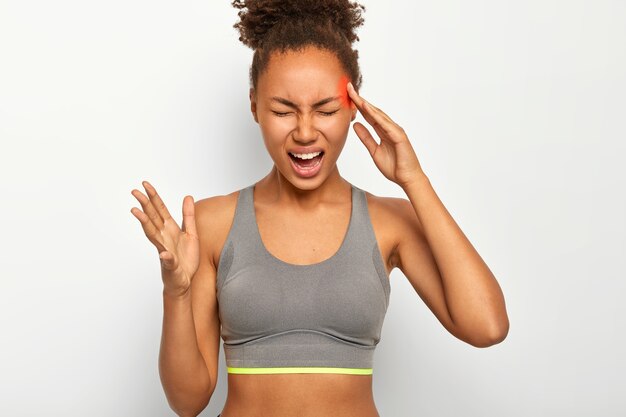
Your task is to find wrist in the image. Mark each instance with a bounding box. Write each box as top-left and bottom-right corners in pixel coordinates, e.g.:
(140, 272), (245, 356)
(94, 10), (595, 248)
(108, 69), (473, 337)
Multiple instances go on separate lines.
(163, 286), (191, 300)
(401, 171), (430, 190)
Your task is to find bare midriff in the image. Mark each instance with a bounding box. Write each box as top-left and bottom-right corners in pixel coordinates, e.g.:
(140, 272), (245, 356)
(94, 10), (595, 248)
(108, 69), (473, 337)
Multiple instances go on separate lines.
(218, 373), (380, 417)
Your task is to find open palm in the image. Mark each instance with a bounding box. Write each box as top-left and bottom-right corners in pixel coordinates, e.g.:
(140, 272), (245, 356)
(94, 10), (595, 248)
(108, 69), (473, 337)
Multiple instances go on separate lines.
(130, 181), (199, 297)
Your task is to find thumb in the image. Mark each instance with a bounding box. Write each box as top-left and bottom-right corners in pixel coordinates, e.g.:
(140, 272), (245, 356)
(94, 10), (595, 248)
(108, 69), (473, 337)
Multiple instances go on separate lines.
(181, 195), (197, 237)
(353, 122), (378, 157)
(159, 250), (177, 269)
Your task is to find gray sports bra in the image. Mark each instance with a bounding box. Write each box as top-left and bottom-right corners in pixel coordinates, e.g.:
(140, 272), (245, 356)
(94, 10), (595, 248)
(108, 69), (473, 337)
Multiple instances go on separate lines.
(216, 182), (391, 375)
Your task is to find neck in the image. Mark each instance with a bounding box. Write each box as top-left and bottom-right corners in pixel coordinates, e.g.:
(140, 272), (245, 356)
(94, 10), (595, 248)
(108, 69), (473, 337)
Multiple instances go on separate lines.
(256, 164), (350, 208)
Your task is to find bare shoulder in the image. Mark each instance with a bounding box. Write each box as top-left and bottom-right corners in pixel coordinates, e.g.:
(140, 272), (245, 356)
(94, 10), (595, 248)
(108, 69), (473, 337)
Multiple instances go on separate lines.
(193, 189), (241, 268)
(362, 189), (423, 272)
(366, 192), (423, 230)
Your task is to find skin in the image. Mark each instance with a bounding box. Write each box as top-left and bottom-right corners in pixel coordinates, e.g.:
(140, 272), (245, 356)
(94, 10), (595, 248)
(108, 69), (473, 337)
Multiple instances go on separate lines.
(131, 44), (509, 417)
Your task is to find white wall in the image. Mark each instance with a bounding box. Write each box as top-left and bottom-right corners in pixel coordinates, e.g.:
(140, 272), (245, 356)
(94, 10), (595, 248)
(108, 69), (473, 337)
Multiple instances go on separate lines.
(1, 0), (624, 415)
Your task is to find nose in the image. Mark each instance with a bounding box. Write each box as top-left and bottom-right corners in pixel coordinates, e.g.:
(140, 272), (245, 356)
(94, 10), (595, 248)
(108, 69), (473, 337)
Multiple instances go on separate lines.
(293, 115), (318, 143)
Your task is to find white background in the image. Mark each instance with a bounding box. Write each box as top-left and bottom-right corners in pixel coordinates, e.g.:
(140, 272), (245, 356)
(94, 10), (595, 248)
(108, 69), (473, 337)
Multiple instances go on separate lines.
(1, 0), (625, 415)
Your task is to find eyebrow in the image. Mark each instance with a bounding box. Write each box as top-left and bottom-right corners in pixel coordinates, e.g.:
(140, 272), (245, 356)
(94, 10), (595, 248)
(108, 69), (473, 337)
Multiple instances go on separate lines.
(270, 96), (340, 109)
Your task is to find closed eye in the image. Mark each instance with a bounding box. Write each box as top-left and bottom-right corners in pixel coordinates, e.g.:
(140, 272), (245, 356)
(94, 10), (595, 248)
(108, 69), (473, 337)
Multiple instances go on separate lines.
(271, 110), (339, 117)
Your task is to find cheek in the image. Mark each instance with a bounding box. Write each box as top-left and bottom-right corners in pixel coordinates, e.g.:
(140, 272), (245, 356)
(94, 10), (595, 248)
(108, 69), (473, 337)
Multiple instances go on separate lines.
(316, 117), (351, 141)
(261, 117), (293, 137)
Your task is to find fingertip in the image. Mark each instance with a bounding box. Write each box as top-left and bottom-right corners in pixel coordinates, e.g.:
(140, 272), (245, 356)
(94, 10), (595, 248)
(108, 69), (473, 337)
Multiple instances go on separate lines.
(347, 83), (356, 96)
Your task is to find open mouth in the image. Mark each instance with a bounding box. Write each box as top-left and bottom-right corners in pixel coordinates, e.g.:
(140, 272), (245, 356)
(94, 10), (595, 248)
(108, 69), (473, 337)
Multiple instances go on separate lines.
(288, 151), (325, 169)
(287, 151), (325, 177)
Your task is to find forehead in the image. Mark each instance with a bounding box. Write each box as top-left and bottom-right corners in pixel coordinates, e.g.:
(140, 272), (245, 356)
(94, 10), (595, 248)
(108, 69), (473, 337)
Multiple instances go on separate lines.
(258, 47), (344, 97)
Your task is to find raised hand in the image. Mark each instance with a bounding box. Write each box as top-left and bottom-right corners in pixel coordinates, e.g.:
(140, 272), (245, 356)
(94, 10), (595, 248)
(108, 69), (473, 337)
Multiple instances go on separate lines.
(130, 181), (200, 297)
(347, 82), (426, 189)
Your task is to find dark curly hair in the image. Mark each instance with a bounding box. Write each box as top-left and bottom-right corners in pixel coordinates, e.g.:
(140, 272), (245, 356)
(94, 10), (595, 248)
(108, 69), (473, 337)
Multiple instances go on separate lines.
(232, 0), (366, 93)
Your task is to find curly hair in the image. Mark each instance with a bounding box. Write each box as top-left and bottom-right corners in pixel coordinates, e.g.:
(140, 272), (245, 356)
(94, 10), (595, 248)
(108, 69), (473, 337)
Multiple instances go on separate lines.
(232, 0), (366, 93)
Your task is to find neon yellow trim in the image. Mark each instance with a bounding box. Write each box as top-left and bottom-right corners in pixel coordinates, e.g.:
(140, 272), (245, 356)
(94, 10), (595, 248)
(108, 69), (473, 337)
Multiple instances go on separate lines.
(227, 367), (373, 375)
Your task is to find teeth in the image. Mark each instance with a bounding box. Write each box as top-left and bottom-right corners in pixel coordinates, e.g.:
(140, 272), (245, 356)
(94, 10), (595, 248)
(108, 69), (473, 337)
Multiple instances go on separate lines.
(289, 151), (322, 160)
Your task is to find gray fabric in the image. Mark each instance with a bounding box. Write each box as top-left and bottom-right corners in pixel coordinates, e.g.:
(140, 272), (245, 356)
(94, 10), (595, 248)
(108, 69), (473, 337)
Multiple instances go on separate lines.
(216, 182), (391, 369)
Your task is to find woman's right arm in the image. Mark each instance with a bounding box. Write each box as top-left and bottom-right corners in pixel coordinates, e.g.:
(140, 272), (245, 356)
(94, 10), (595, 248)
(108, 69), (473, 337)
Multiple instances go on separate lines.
(131, 182), (221, 416)
(159, 198), (223, 417)
(159, 265), (214, 416)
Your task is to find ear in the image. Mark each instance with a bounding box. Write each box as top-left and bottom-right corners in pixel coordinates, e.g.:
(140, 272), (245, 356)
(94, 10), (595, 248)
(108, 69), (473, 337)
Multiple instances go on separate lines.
(350, 99), (357, 122)
(249, 88), (258, 123)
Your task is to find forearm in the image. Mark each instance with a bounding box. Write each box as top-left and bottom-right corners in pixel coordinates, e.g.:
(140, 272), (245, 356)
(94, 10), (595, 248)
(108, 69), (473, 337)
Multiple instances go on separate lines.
(159, 290), (212, 416)
(402, 174), (509, 343)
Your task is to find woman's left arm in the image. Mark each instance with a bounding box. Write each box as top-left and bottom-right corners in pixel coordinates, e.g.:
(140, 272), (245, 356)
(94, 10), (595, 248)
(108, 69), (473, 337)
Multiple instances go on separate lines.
(346, 82), (509, 347)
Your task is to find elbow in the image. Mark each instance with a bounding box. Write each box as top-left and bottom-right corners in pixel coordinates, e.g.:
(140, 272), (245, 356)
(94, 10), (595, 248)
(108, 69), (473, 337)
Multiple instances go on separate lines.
(176, 410), (199, 417)
(174, 396), (211, 417)
(472, 329), (508, 348)
(168, 389), (213, 417)
(466, 317), (510, 348)
(161, 365), (215, 417)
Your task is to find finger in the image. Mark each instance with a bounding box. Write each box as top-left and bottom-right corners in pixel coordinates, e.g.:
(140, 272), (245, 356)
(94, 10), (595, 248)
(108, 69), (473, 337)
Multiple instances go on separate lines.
(345, 84), (389, 144)
(356, 103), (395, 147)
(181, 195), (197, 238)
(347, 83), (397, 137)
(346, 82), (369, 118)
(142, 181), (175, 226)
(347, 82), (399, 131)
(352, 122), (379, 157)
(360, 100), (400, 138)
(365, 100), (395, 125)
(346, 83), (394, 125)
(365, 110), (394, 145)
(346, 82), (379, 124)
(131, 188), (165, 230)
(130, 206), (167, 253)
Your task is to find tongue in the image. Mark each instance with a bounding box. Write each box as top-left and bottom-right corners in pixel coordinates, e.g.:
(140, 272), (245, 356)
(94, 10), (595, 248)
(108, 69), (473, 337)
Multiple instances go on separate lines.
(293, 154), (322, 168)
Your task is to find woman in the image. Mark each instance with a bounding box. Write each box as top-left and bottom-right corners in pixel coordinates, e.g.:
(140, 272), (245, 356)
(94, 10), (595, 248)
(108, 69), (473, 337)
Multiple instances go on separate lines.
(130, 1), (509, 416)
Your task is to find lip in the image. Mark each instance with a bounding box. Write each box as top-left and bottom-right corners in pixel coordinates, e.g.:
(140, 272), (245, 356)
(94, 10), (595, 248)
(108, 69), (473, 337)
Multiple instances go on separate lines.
(287, 147), (324, 154)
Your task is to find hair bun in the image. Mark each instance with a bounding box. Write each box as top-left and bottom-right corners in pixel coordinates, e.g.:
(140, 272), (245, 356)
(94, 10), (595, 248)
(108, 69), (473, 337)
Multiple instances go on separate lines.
(232, 0), (366, 50)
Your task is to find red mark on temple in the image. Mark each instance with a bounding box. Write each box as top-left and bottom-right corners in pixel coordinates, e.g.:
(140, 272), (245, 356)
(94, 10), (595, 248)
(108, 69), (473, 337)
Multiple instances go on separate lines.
(337, 75), (352, 108)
